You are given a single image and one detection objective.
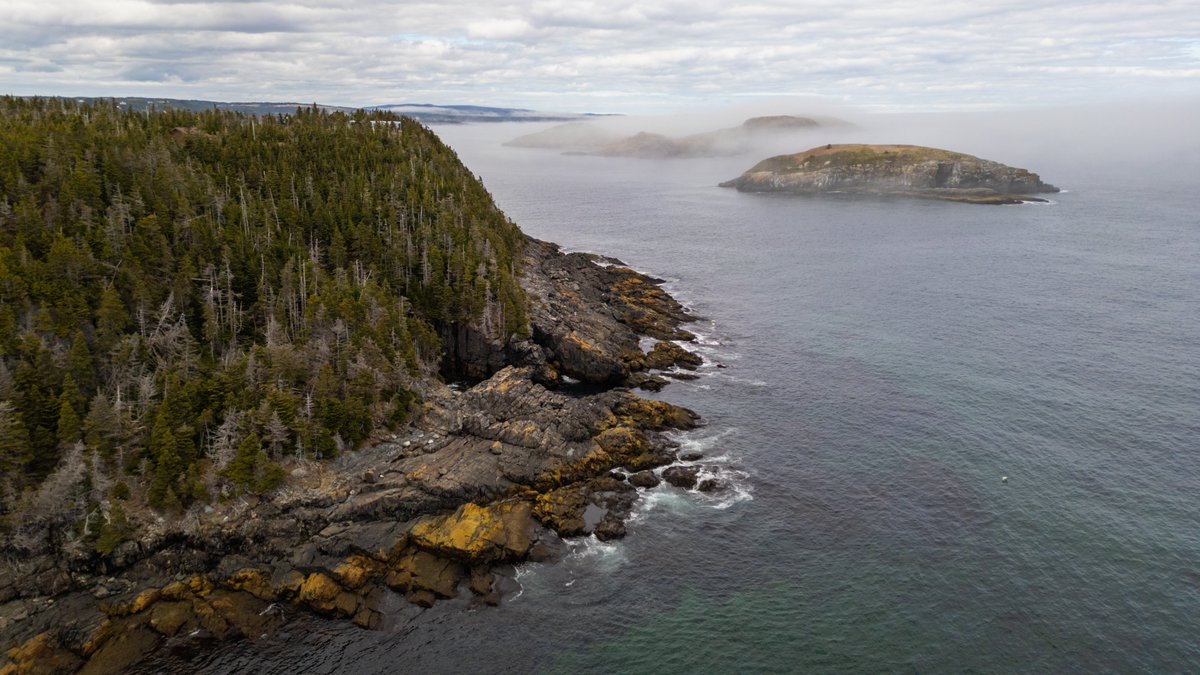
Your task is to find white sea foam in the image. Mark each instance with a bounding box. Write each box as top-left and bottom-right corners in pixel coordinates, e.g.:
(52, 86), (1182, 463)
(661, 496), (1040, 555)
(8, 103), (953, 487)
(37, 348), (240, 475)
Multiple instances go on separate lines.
(563, 535), (627, 572)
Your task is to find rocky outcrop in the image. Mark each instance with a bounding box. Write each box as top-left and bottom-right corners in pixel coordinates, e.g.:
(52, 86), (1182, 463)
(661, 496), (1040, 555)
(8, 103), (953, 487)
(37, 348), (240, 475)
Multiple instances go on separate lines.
(720, 144), (1059, 204)
(0, 241), (707, 673)
(519, 238), (697, 385)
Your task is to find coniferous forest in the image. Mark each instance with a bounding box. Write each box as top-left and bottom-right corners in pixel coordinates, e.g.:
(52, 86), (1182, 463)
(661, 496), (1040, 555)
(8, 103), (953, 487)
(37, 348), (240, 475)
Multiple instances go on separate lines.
(0, 97), (528, 553)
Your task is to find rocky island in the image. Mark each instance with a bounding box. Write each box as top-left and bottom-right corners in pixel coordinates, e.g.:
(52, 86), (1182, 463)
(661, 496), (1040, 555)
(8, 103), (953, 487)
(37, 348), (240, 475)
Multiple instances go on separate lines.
(720, 144), (1060, 204)
(0, 99), (715, 672)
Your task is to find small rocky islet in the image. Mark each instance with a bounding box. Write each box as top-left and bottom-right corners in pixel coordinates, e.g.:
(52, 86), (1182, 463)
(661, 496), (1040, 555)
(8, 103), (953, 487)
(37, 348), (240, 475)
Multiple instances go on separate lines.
(720, 143), (1059, 204)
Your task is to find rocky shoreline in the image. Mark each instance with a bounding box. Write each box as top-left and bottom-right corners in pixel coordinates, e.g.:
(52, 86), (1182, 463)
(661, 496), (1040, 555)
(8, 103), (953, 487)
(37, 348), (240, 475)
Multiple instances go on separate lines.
(0, 238), (716, 674)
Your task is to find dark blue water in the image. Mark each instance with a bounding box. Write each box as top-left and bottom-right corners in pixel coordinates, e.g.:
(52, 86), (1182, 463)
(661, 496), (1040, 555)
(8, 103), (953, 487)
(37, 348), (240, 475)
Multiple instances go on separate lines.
(180, 120), (1200, 673)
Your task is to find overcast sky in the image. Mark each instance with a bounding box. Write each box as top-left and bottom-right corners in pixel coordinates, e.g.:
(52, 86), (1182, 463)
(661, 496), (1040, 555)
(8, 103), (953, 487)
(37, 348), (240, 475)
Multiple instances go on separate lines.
(2, 0), (1198, 113)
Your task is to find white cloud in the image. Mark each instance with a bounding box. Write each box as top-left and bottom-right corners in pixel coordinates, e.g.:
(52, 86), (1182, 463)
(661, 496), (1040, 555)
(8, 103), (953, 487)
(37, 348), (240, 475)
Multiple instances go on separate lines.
(467, 18), (535, 41)
(0, 0), (1197, 112)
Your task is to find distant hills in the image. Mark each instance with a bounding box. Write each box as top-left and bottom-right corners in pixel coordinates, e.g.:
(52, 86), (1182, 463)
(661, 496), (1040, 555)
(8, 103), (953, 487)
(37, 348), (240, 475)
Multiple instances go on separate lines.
(38, 96), (604, 123)
(366, 103), (613, 124)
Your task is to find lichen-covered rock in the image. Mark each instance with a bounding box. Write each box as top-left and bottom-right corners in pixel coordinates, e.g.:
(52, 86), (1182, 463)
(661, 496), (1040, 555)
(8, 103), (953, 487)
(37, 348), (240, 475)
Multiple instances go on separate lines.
(642, 341), (703, 371)
(607, 396), (700, 431)
(99, 588), (161, 618)
(334, 555), (383, 591)
(721, 144), (1059, 204)
(224, 568), (276, 601)
(2, 632), (83, 674)
(533, 485), (590, 536)
(298, 573), (345, 616)
(409, 501), (535, 564)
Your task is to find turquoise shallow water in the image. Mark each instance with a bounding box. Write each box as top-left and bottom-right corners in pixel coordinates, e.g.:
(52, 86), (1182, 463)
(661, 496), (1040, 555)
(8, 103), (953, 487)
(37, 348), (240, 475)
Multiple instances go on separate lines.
(149, 121), (1200, 673)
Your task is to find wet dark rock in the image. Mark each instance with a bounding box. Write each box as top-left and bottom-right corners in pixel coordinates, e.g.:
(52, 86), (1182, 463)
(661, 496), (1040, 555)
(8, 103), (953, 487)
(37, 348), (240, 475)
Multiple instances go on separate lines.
(663, 466), (701, 489)
(628, 373), (668, 391)
(697, 478), (727, 492)
(628, 471), (661, 488)
(593, 513), (627, 541)
(679, 450), (704, 462)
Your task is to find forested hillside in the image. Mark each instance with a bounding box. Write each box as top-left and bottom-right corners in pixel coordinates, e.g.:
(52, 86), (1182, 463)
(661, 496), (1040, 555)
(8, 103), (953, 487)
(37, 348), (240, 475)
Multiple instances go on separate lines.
(0, 97), (527, 553)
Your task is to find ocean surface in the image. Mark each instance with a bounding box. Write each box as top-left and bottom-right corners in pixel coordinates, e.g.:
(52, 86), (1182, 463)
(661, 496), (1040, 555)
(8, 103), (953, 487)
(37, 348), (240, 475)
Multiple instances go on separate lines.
(156, 116), (1200, 673)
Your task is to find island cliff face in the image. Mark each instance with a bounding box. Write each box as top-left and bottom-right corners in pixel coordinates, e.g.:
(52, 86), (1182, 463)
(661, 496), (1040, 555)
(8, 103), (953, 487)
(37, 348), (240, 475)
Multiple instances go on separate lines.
(720, 144), (1059, 204)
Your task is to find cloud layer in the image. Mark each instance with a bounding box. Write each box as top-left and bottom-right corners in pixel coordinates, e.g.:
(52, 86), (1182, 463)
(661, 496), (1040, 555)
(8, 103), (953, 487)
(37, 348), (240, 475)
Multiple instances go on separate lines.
(2, 0), (1198, 112)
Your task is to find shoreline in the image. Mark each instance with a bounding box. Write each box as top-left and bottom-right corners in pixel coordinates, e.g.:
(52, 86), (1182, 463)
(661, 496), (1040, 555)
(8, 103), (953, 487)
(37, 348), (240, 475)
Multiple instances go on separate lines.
(1, 237), (713, 673)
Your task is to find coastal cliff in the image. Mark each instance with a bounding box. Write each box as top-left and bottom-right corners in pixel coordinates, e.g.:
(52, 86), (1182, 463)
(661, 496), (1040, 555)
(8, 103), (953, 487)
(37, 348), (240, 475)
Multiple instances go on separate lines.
(720, 144), (1059, 204)
(0, 99), (711, 672)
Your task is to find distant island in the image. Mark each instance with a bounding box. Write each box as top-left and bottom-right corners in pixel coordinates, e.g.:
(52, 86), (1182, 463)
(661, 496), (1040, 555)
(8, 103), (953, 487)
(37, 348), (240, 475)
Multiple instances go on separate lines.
(506, 115), (848, 159)
(720, 144), (1059, 204)
(32, 96), (600, 124)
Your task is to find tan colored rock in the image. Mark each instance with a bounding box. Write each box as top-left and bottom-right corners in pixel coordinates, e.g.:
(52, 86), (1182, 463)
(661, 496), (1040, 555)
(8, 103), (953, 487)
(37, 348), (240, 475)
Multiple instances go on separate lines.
(159, 581), (191, 602)
(593, 426), (665, 469)
(272, 569), (306, 598)
(100, 587), (161, 618)
(533, 486), (589, 536)
(407, 589), (436, 608)
(386, 548), (464, 598)
(298, 572), (344, 615)
(409, 501), (534, 564)
(642, 341), (703, 371)
(333, 591), (360, 617)
(205, 590), (276, 637)
(3, 632), (83, 674)
(468, 568), (494, 596)
(334, 555), (381, 590)
(78, 624), (159, 675)
(186, 575), (214, 598)
(147, 601), (195, 637)
(225, 568), (276, 601)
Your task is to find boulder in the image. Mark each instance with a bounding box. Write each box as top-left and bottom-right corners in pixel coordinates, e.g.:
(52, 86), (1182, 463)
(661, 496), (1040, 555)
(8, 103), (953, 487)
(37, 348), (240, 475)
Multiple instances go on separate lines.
(628, 471), (661, 489)
(662, 466), (700, 489)
(409, 501), (535, 564)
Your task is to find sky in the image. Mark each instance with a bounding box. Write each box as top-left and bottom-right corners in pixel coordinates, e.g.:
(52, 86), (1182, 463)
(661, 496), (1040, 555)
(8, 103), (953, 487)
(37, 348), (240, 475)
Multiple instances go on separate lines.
(2, 0), (1198, 114)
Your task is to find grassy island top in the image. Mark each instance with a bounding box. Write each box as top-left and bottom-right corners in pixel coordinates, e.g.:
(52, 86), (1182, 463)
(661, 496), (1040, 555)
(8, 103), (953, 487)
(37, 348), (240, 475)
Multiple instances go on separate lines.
(746, 144), (991, 173)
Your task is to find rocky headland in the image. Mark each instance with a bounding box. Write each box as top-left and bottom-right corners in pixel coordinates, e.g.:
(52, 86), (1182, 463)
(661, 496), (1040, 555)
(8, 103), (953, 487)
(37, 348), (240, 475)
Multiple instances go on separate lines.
(506, 115), (841, 159)
(719, 144), (1060, 204)
(0, 237), (712, 673)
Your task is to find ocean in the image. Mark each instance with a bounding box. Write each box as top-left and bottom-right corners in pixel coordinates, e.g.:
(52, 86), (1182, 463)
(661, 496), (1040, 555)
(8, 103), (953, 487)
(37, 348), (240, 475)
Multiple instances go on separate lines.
(152, 113), (1200, 673)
